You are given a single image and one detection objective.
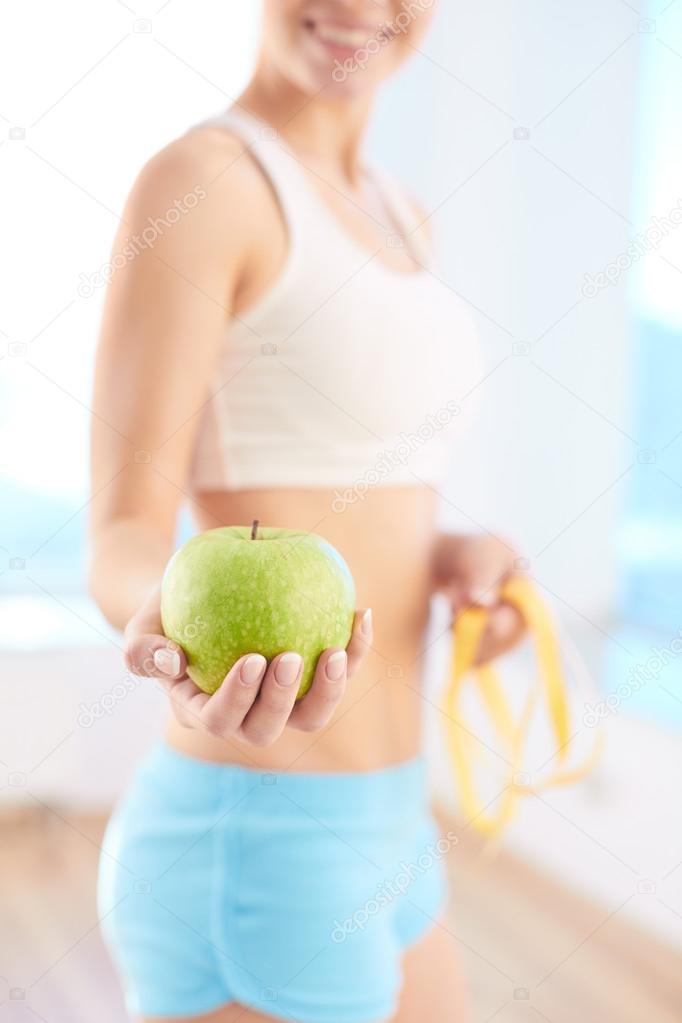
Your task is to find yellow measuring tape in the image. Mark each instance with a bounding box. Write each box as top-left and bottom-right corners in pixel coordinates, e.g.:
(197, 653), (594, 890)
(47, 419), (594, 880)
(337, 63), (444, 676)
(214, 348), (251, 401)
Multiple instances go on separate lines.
(443, 575), (603, 835)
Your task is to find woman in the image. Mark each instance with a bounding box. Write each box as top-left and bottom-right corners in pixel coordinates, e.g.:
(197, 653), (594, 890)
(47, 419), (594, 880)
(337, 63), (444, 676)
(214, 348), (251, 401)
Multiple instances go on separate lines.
(91, 2), (525, 1020)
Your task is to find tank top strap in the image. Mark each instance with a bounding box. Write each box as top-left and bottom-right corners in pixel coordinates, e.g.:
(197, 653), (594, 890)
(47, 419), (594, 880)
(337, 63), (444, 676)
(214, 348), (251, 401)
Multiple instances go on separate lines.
(365, 163), (434, 270)
(197, 107), (318, 257)
(194, 108), (434, 272)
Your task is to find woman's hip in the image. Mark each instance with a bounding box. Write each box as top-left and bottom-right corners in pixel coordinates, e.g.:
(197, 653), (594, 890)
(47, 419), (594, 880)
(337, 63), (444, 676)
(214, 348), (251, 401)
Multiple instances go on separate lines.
(98, 741), (450, 1021)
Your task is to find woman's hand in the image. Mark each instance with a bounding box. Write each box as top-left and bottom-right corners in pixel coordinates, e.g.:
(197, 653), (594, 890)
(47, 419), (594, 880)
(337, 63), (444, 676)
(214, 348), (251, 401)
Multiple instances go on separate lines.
(432, 533), (526, 665)
(124, 586), (373, 746)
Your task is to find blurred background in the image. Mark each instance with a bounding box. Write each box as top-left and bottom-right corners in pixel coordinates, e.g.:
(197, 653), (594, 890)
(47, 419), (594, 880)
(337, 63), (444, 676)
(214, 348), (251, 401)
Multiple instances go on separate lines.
(1, 1), (681, 1020)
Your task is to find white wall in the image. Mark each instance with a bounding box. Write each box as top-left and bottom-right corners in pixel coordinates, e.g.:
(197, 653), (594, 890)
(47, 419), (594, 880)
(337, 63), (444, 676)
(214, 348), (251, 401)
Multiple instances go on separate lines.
(371, 0), (640, 622)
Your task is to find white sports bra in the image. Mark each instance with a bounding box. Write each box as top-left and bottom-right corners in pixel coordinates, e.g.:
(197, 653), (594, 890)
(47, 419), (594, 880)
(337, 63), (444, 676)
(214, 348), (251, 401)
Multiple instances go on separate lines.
(189, 109), (481, 492)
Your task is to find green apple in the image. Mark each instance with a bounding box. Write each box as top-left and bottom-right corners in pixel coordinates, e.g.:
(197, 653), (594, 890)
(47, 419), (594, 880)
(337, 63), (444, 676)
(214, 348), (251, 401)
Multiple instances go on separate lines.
(160, 523), (356, 698)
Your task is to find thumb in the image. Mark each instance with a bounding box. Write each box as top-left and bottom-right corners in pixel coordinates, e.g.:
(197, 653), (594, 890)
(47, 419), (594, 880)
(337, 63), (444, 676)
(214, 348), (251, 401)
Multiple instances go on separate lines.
(126, 634), (187, 680)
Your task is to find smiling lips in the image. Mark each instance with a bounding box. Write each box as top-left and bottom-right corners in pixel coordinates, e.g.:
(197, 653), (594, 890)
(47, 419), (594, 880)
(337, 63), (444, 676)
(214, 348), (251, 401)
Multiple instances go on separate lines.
(315, 23), (375, 47)
(303, 17), (392, 52)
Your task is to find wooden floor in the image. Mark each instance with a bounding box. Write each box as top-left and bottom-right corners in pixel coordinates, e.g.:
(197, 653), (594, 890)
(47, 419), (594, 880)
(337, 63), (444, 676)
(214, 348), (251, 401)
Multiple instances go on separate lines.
(1, 807), (680, 1023)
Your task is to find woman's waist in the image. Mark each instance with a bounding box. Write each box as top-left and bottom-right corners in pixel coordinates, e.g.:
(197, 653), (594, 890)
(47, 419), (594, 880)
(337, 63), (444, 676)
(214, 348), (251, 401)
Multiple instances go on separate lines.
(166, 602), (434, 772)
(193, 483), (438, 553)
(166, 635), (429, 772)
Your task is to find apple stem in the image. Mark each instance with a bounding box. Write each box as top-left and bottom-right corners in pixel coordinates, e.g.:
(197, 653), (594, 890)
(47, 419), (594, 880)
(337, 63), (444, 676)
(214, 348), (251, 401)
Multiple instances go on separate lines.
(251, 519), (259, 540)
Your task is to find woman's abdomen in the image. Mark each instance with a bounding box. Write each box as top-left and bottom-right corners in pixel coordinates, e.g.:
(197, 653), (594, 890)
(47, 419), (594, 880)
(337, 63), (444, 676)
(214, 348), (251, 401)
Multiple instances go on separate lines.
(166, 485), (439, 771)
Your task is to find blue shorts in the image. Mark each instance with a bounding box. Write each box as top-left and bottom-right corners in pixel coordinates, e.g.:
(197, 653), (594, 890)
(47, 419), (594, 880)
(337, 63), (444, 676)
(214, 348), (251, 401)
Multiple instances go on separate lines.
(98, 742), (449, 1022)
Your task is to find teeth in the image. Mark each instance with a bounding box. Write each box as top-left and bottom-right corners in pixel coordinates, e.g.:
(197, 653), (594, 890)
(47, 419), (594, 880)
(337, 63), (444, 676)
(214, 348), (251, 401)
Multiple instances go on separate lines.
(316, 24), (373, 47)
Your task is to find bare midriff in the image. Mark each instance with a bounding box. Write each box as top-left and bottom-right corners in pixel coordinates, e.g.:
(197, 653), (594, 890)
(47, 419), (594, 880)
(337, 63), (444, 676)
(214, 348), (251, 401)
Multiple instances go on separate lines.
(165, 485), (439, 772)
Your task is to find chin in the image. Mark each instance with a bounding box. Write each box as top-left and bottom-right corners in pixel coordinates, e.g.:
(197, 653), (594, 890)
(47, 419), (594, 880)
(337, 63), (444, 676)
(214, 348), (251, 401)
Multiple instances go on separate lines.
(282, 11), (406, 100)
(306, 63), (390, 100)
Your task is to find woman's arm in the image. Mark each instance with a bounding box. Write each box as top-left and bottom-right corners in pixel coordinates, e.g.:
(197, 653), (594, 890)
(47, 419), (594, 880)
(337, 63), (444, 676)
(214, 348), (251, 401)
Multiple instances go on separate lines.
(89, 131), (250, 627)
(89, 130), (373, 742)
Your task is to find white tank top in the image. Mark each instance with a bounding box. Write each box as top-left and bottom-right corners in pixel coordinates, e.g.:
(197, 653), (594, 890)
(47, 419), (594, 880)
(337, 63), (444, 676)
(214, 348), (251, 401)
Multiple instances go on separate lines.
(189, 110), (481, 493)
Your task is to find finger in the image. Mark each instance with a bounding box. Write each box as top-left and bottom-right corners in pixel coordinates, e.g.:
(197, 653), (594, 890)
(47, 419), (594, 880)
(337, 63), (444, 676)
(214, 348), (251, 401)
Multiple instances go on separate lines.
(155, 673), (210, 729)
(463, 572), (508, 609)
(125, 633), (187, 680)
(442, 581), (468, 613)
(288, 647), (347, 732)
(475, 604), (526, 665)
(467, 584), (501, 609)
(346, 608), (373, 678)
(198, 654), (267, 739)
(239, 652), (302, 746)
(124, 582), (164, 635)
(153, 640), (188, 680)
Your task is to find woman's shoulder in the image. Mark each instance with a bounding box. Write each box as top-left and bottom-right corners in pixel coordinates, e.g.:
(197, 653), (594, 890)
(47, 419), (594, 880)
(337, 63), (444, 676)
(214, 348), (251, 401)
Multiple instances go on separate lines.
(119, 119), (277, 264)
(133, 121), (261, 207)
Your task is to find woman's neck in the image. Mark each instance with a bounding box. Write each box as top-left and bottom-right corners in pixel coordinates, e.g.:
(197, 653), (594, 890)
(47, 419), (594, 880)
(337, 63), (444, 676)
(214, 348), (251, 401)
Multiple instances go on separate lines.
(238, 69), (374, 184)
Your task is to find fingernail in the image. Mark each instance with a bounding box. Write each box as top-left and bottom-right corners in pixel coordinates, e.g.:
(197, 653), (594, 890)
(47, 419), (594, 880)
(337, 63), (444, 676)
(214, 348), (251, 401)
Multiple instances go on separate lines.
(361, 609), (373, 636)
(240, 654), (267, 685)
(326, 650), (347, 681)
(154, 647), (181, 677)
(275, 653), (302, 686)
